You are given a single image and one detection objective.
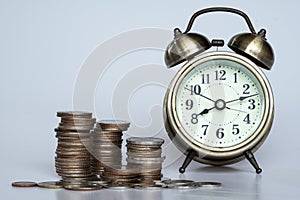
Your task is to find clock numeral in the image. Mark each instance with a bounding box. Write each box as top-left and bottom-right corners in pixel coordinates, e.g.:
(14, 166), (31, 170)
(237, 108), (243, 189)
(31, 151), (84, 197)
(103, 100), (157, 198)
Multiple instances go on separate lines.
(248, 99), (255, 110)
(216, 128), (224, 139)
(190, 84), (201, 95)
(234, 72), (238, 83)
(243, 84), (250, 94)
(232, 124), (240, 135)
(215, 70), (226, 81)
(202, 125), (209, 135)
(185, 99), (193, 110)
(191, 113), (198, 124)
(243, 114), (251, 124)
(201, 74), (210, 84)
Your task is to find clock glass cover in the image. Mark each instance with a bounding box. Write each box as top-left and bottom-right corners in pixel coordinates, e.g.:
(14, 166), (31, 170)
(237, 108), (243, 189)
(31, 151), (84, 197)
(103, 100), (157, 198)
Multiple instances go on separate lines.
(174, 58), (265, 149)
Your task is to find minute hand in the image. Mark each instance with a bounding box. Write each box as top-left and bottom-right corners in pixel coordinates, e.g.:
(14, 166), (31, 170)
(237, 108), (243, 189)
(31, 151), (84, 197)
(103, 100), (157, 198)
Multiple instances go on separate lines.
(226, 93), (259, 104)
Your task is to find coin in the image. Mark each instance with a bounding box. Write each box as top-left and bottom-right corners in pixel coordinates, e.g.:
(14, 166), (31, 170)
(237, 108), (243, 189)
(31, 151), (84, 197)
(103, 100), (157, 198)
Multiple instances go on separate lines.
(162, 179), (194, 185)
(171, 184), (198, 189)
(12, 181), (37, 187)
(126, 137), (164, 145)
(88, 180), (112, 186)
(107, 185), (131, 190)
(54, 128), (91, 133)
(133, 184), (162, 190)
(56, 126), (93, 132)
(59, 121), (95, 126)
(55, 132), (90, 137)
(37, 181), (63, 189)
(157, 179), (195, 188)
(98, 120), (130, 127)
(97, 120), (130, 131)
(57, 111), (93, 118)
(64, 184), (103, 191)
(193, 181), (222, 187)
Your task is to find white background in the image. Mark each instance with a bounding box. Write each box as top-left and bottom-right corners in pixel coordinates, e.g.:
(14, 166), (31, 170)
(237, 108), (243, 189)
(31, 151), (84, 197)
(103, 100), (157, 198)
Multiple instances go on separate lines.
(1, 0), (299, 199)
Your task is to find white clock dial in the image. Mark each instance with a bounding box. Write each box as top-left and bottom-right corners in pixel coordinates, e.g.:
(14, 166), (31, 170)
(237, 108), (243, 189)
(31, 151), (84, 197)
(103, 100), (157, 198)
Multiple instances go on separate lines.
(175, 59), (265, 148)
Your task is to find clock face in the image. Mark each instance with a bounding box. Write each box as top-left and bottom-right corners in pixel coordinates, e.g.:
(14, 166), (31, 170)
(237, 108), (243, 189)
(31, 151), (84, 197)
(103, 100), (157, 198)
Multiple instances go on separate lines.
(175, 58), (265, 148)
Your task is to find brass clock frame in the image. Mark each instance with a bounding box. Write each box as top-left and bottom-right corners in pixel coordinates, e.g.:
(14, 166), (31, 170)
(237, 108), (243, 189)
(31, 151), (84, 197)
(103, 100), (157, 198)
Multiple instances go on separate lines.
(164, 51), (274, 173)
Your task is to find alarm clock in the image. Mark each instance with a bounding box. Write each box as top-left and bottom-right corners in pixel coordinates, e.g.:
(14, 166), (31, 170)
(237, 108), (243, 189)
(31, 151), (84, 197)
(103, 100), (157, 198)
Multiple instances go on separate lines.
(163, 7), (275, 174)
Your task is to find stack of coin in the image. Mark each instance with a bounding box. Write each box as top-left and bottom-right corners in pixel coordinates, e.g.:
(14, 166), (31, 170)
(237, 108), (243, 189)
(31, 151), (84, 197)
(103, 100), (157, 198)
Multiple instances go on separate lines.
(90, 120), (130, 176)
(101, 165), (139, 186)
(126, 137), (165, 186)
(54, 111), (96, 187)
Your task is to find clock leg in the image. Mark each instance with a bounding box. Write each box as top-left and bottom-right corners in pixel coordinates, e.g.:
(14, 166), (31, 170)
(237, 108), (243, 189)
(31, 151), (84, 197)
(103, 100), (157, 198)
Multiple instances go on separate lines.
(179, 150), (196, 173)
(244, 150), (262, 174)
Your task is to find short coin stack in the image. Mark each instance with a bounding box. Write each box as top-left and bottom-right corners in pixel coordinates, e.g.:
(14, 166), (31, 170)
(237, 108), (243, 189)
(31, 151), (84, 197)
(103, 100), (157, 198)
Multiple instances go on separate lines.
(91, 120), (130, 176)
(126, 137), (165, 186)
(101, 165), (139, 186)
(54, 111), (96, 188)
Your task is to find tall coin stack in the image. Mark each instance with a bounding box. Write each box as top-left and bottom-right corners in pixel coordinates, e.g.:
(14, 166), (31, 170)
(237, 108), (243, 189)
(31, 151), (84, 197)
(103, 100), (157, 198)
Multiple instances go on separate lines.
(54, 111), (96, 187)
(90, 120), (130, 177)
(126, 137), (165, 186)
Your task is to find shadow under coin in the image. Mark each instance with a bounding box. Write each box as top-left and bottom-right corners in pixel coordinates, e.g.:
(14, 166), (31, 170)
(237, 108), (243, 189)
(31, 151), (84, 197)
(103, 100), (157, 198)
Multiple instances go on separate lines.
(192, 165), (245, 173)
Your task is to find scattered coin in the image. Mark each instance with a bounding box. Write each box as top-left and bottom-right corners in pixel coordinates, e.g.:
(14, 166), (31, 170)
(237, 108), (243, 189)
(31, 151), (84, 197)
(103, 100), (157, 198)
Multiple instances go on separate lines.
(171, 184), (198, 189)
(12, 181), (37, 188)
(37, 181), (64, 189)
(161, 179), (194, 185)
(159, 179), (195, 188)
(193, 181), (222, 187)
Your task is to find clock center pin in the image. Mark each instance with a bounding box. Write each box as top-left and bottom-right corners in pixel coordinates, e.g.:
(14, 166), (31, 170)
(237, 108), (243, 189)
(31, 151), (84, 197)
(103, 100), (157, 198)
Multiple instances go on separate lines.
(215, 99), (226, 110)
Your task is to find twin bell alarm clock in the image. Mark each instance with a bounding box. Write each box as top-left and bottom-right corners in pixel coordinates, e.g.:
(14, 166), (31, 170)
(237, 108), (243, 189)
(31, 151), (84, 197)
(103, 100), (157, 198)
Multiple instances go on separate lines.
(163, 7), (275, 174)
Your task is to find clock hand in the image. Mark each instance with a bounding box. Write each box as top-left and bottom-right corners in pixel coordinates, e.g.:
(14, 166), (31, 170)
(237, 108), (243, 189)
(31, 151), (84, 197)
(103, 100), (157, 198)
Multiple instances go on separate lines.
(226, 107), (247, 113)
(184, 87), (216, 103)
(198, 106), (215, 116)
(226, 93), (259, 104)
(200, 94), (216, 103)
(197, 105), (246, 117)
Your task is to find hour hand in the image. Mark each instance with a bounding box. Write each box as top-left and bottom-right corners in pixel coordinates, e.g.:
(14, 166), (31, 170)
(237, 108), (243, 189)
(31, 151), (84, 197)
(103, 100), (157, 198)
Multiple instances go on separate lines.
(198, 106), (215, 115)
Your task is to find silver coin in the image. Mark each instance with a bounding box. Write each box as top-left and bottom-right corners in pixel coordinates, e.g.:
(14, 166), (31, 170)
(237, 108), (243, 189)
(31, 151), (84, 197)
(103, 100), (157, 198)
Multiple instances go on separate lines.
(64, 184), (103, 191)
(153, 177), (171, 183)
(193, 181), (222, 187)
(98, 120), (130, 125)
(127, 156), (166, 162)
(160, 179), (194, 188)
(126, 137), (164, 145)
(88, 180), (112, 186)
(37, 181), (64, 189)
(170, 184), (198, 189)
(57, 111), (92, 118)
(107, 185), (131, 190)
(133, 185), (162, 190)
